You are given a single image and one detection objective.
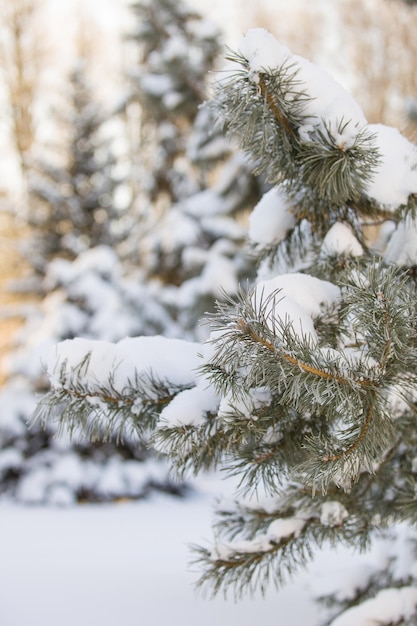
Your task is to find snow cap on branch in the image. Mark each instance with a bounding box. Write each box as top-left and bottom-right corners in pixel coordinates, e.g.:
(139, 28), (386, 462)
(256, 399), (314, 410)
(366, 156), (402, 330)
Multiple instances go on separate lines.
(211, 516), (306, 561)
(249, 186), (296, 246)
(320, 222), (363, 258)
(159, 385), (219, 428)
(365, 124), (417, 207)
(329, 587), (417, 626)
(238, 28), (367, 149)
(253, 273), (340, 341)
(384, 217), (417, 265)
(47, 336), (202, 395)
(239, 28), (292, 72)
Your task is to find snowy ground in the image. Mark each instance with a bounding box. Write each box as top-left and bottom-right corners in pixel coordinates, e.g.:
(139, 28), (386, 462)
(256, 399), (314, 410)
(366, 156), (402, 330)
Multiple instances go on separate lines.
(0, 485), (322, 626)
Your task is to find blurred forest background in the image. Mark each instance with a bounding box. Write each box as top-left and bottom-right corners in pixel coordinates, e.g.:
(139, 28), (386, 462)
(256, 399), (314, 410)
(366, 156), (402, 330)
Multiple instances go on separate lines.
(0, 0), (416, 505)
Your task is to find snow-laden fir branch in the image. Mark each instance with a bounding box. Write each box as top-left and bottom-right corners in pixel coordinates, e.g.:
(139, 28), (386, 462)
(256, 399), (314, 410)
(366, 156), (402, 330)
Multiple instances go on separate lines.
(200, 263), (417, 492)
(213, 29), (417, 240)
(33, 336), (202, 444)
(193, 493), (373, 600)
(216, 34), (379, 206)
(35, 263), (417, 496)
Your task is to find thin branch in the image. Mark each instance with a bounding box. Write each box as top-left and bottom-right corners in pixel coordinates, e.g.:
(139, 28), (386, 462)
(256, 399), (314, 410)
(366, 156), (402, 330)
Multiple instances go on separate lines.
(60, 384), (173, 409)
(257, 73), (297, 138)
(321, 403), (374, 463)
(239, 319), (374, 388)
(377, 290), (393, 372)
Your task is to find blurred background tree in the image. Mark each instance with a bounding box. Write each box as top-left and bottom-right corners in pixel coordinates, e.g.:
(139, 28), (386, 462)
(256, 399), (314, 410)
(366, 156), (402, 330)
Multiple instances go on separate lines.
(27, 59), (129, 280)
(0, 0), (258, 503)
(118, 0), (260, 335)
(0, 0), (45, 182)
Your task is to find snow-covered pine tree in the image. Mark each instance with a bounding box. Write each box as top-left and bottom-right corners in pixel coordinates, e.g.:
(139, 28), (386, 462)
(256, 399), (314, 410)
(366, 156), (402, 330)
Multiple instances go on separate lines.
(125, 0), (221, 210)
(0, 55), (187, 505)
(0, 245), (185, 505)
(34, 29), (417, 624)
(122, 0), (259, 334)
(27, 59), (128, 278)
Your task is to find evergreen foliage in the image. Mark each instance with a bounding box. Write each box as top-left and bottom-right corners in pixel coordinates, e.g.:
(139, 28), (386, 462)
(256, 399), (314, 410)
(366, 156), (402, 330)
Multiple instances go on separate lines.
(0, 247), (184, 505)
(27, 61), (128, 277)
(35, 27), (417, 624)
(0, 0), (256, 505)
(123, 0), (260, 332)
(126, 0), (221, 207)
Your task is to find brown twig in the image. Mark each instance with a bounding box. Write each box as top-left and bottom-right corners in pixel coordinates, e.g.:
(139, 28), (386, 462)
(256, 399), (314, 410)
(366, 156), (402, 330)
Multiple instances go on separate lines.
(321, 403), (374, 463)
(257, 73), (296, 138)
(241, 321), (374, 388)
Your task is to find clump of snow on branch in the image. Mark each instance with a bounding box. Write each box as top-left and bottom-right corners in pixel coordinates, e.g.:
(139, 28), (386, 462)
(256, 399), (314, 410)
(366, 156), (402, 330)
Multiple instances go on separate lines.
(320, 222), (363, 258)
(252, 273), (340, 341)
(48, 336), (202, 395)
(159, 385), (219, 428)
(384, 217), (417, 266)
(211, 517), (306, 561)
(249, 186), (296, 246)
(365, 124), (417, 207)
(328, 587), (417, 626)
(319, 501), (349, 527)
(238, 28), (367, 149)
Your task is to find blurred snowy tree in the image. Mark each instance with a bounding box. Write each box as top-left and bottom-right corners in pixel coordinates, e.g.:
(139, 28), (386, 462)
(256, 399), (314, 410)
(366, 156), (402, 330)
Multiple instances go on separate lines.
(0, 0), (260, 504)
(0, 246), (184, 505)
(36, 27), (417, 624)
(125, 0), (220, 207)
(27, 60), (129, 279)
(121, 0), (260, 333)
(0, 47), (195, 504)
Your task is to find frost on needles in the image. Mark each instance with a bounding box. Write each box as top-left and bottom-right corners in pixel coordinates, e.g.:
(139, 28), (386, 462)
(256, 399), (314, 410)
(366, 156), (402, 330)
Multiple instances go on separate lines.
(34, 28), (417, 624)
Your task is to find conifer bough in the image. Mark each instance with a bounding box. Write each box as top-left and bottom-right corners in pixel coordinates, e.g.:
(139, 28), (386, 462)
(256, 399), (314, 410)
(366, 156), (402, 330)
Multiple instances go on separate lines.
(35, 28), (417, 624)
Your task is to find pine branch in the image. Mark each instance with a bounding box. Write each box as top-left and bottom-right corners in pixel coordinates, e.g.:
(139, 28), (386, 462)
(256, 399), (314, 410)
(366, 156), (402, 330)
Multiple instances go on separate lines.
(193, 506), (372, 600)
(215, 50), (381, 211)
(153, 416), (227, 478)
(199, 262), (417, 493)
(33, 354), (194, 444)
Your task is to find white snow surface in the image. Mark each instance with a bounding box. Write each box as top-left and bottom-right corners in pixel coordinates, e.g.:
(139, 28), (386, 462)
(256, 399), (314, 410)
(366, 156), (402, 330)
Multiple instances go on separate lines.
(0, 488), (320, 626)
(3, 491), (417, 626)
(249, 186), (296, 245)
(365, 124), (417, 207)
(253, 273), (340, 342)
